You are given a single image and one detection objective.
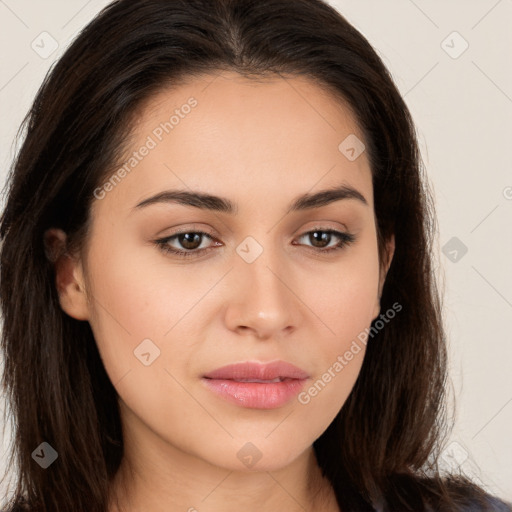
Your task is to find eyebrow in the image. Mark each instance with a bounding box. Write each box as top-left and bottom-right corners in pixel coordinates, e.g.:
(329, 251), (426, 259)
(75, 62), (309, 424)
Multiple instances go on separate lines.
(133, 183), (368, 215)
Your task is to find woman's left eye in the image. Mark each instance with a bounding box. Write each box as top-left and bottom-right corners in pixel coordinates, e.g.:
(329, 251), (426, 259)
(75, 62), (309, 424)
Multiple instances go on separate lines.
(294, 229), (356, 253)
(155, 228), (356, 259)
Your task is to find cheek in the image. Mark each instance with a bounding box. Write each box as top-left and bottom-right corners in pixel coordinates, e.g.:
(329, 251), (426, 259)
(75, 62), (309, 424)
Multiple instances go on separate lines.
(293, 291), (372, 440)
(305, 235), (380, 342)
(83, 233), (175, 383)
(84, 241), (202, 445)
(84, 231), (227, 400)
(295, 240), (380, 419)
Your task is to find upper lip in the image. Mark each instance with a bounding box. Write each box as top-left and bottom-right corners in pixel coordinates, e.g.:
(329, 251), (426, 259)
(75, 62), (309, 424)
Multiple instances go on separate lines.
(203, 360), (309, 380)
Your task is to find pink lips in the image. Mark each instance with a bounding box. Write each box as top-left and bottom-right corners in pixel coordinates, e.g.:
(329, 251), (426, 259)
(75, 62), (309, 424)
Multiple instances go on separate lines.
(202, 361), (309, 409)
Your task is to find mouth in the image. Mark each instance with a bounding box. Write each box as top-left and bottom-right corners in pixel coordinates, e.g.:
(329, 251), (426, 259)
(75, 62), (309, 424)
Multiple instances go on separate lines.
(224, 377), (285, 383)
(201, 360), (309, 409)
(203, 360), (309, 381)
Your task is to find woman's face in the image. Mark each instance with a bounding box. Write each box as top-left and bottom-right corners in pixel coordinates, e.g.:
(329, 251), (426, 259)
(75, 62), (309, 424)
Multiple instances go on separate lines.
(54, 71), (393, 473)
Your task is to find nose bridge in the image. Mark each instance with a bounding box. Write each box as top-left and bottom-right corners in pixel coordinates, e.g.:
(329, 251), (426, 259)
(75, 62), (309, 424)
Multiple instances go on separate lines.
(225, 232), (300, 336)
(237, 233), (288, 305)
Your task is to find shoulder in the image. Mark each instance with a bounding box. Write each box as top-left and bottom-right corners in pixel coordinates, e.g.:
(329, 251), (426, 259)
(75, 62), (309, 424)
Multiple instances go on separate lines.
(435, 476), (512, 512)
(384, 473), (512, 511)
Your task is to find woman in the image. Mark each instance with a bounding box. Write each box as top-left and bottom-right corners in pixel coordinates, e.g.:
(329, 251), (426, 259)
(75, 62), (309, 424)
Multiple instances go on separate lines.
(0, 0), (510, 510)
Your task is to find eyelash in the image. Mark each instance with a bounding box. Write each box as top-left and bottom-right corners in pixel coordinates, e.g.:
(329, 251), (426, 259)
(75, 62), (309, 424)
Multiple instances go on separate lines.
(154, 227), (356, 259)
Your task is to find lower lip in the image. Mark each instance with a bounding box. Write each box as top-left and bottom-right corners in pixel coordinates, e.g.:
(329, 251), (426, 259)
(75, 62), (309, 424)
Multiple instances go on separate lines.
(202, 378), (307, 409)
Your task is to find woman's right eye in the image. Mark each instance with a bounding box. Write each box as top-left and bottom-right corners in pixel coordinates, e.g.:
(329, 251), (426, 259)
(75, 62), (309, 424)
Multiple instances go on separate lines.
(155, 231), (218, 259)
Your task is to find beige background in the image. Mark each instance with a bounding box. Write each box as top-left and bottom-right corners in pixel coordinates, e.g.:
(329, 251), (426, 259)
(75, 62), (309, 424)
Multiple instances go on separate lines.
(0, 0), (511, 503)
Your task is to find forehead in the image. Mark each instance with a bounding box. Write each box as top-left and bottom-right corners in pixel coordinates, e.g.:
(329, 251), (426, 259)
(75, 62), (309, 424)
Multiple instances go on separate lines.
(137, 70), (363, 144)
(93, 71), (373, 218)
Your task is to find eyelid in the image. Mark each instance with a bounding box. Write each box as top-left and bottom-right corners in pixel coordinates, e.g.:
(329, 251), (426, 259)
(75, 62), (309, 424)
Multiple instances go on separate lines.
(156, 224), (219, 241)
(157, 221), (348, 240)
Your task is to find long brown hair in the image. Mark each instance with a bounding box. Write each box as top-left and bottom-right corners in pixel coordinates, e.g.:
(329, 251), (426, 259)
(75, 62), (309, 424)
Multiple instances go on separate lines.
(0, 1), (510, 511)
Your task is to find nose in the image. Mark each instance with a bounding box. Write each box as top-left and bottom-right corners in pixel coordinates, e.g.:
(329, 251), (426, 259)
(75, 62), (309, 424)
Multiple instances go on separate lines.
(223, 245), (303, 340)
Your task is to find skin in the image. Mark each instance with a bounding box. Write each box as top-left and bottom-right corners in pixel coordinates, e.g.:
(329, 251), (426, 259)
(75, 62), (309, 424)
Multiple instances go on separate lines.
(45, 71), (395, 512)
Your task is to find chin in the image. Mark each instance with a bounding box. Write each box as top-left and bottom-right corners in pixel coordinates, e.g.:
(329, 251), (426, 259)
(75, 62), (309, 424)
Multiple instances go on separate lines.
(201, 436), (310, 474)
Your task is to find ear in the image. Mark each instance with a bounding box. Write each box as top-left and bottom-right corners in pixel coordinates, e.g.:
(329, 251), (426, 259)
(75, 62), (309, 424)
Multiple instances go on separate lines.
(44, 228), (90, 321)
(372, 233), (395, 321)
